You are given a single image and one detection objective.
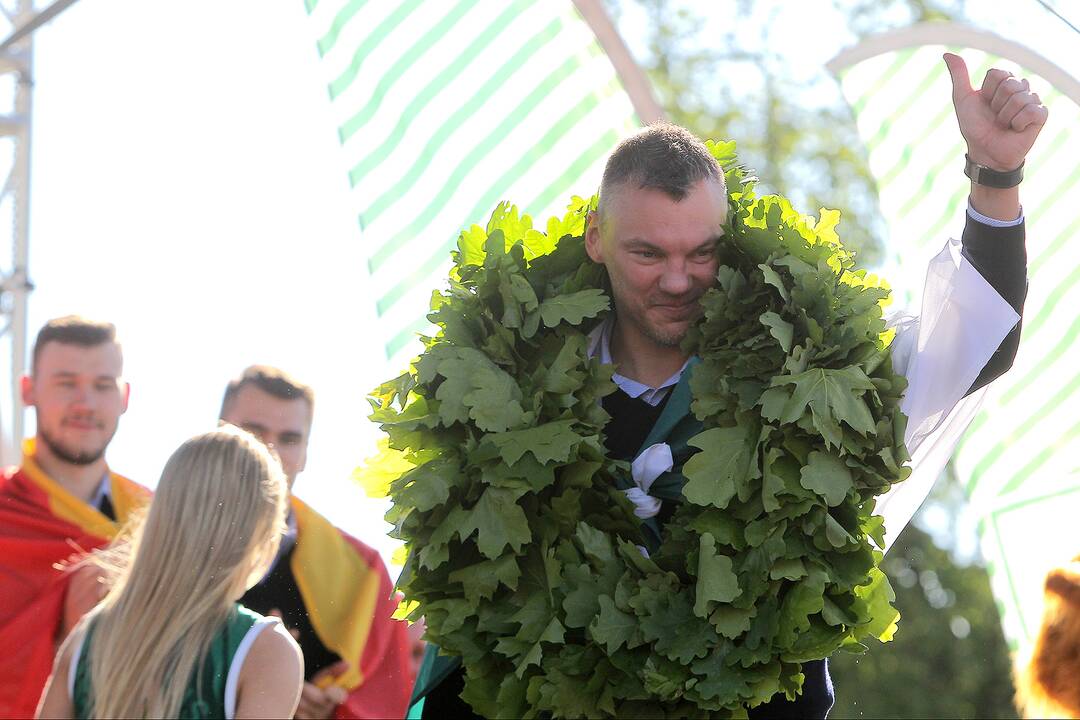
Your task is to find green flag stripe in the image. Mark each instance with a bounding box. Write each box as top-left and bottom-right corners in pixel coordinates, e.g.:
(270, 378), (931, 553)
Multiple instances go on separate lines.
(850, 49), (916, 115)
(863, 61), (945, 151)
(305, 0), (319, 14)
(999, 272), (1080, 407)
(375, 88), (607, 314)
(386, 314), (432, 358)
(968, 363), (1080, 493)
(335, 0), (477, 141)
(894, 139), (965, 219)
(365, 53), (584, 270)
(524, 127), (621, 216)
(967, 323), (1080, 492)
(383, 125), (624, 356)
(995, 484), (1080, 517)
(989, 513), (1031, 640)
(357, 17), (564, 215)
(1030, 214), (1080, 278)
(327, 0), (424, 100)
(1008, 261), (1080, 350)
(872, 55), (997, 195)
(917, 183), (967, 248)
(457, 94), (612, 250)
(345, 10), (556, 179)
(316, 0), (368, 56)
(921, 121), (1076, 249)
(998, 416), (1080, 497)
(876, 106), (953, 188)
(863, 55), (997, 154)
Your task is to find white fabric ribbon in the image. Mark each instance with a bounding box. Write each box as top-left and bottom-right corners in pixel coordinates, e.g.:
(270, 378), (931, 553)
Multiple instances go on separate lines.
(624, 442), (674, 519)
(876, 235), (1019, 552)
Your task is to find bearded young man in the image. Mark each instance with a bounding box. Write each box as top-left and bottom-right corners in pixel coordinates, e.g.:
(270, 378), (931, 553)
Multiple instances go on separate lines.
(0, 316), (148, 719)
(409, 54), (1044, 718)
(220, 365), (413, 720)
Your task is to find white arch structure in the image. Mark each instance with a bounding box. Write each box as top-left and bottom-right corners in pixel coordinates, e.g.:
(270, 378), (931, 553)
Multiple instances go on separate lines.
(827, 21), (1080, 105)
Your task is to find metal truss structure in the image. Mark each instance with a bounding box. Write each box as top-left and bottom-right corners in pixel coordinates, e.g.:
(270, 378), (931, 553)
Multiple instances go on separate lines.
(0, 0), (76, 464)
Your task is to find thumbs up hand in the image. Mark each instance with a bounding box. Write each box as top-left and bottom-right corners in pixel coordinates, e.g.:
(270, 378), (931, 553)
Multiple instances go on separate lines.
(943, 52), (1048, 172)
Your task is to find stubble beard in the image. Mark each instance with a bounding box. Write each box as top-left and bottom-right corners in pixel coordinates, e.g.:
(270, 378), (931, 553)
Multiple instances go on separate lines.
(38, 424), (114, 466)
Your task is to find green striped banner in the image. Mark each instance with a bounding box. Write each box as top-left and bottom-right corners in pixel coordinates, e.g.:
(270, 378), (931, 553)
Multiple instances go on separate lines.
(305, 0), (640, 359)
(836, 44), (1080, 657)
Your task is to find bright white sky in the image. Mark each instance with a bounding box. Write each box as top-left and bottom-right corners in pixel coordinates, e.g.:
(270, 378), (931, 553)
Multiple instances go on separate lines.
(13, 0), (1080, 570)
(22, 0), (399, 559)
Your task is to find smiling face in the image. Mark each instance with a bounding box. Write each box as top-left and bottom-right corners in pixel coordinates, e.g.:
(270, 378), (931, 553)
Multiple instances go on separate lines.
(22, 341), (129, 466)
(586, 177), (727, 350)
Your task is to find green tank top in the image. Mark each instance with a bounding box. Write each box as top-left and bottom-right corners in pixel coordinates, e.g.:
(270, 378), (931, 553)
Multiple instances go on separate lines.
(71, 604), (268, 720)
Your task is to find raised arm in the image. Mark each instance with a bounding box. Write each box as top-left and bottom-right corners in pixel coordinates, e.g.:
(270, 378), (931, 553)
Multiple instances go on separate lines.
(944, 52), (1047, 222)
(944, 53), (1046, 393)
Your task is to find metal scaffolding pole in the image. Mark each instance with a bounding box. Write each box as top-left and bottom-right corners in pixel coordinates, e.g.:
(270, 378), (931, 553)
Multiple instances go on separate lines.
(0, 0), (79, 464)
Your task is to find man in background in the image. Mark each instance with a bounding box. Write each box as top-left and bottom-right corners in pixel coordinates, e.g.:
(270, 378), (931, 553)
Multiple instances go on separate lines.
(0, 316), (148, 719)
(220, 365), (412, 720)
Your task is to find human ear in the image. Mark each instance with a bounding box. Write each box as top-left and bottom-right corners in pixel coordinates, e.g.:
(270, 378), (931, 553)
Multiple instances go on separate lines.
(19, 374), (33, 407)
(585, 211), (605, 264)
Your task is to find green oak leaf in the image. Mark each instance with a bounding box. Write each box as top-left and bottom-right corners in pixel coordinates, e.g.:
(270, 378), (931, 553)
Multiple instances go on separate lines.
(683, 426), (756, 508)
(483, 420), (582, 466)
(761, 366), (878, 445)
(800, 451), (853, 507)
(854, 566), (900, 642)
(459, 487), (531, 559)
(448, 553), (522, 606)
(396, 457), (458, 512)
(464, 366), (526, 432)
(709, 604), (757, 639)
(590, 595), (640, 652)
(694, 532), (741, 618)
(759, 311), (794, 352)
(538, 288), (609, 327)
(759, 263), (790, 302)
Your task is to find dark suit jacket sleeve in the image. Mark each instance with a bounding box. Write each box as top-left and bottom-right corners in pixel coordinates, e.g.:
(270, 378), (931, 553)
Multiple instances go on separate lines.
(960, 213), (1028, 396)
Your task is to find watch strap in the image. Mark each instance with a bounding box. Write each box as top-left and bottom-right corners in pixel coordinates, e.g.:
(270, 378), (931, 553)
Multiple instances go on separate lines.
(964, 154), (1024, 189)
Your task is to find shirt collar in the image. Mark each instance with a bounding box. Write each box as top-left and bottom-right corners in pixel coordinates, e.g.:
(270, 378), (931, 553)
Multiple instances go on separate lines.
(88, 472), (112, 511)
(588, 316), (690, 407)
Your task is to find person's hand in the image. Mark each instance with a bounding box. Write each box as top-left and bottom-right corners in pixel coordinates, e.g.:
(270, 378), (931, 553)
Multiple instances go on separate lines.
(59, 564), (107, 640)
(944, 52), (1048, 172)
(295, 662), (349, 720)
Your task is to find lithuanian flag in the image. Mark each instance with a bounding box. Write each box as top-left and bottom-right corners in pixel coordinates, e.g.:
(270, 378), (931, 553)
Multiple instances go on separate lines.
(0, 440), (147, 719)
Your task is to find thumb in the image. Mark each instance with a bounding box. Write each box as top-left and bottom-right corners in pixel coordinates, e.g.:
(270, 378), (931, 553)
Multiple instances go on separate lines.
(326, 685), (349, 705)
(943, 52), (973, 101)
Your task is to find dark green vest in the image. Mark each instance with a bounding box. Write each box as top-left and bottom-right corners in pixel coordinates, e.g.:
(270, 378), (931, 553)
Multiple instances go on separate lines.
(72, 604), (264, 720)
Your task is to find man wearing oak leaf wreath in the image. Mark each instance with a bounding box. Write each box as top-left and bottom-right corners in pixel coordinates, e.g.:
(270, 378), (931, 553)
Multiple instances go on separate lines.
(409, 52), (1046, 719)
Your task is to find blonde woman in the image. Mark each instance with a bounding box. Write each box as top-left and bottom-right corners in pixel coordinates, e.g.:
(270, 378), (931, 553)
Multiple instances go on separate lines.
(36, 426), (303, 719)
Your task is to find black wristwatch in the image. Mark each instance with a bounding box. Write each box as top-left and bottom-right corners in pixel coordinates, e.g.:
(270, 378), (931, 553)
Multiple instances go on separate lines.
(964, 154), (1024, 189)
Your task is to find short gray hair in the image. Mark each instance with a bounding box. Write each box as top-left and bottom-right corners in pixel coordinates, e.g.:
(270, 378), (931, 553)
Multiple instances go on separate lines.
(599, 123), (724, 211)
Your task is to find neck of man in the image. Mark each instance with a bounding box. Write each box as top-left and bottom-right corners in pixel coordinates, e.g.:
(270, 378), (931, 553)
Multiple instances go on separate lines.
(609, 318), (690, 389)
(33, 437), (109, 505)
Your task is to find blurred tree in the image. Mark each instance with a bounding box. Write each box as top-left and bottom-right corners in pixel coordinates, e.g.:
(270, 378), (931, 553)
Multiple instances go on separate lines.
(603, 1), (1020, 717)
(830, 521), (1017, 718)
(605, 0), (970, 266)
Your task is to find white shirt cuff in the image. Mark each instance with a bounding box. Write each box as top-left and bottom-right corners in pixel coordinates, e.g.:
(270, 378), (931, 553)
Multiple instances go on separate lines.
(967, 201), (1023, 228)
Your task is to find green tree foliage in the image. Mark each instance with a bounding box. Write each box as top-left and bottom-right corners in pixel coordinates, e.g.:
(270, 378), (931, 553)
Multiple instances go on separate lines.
(830, 522), (1017, 719)
(604, 0), (969, 267)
